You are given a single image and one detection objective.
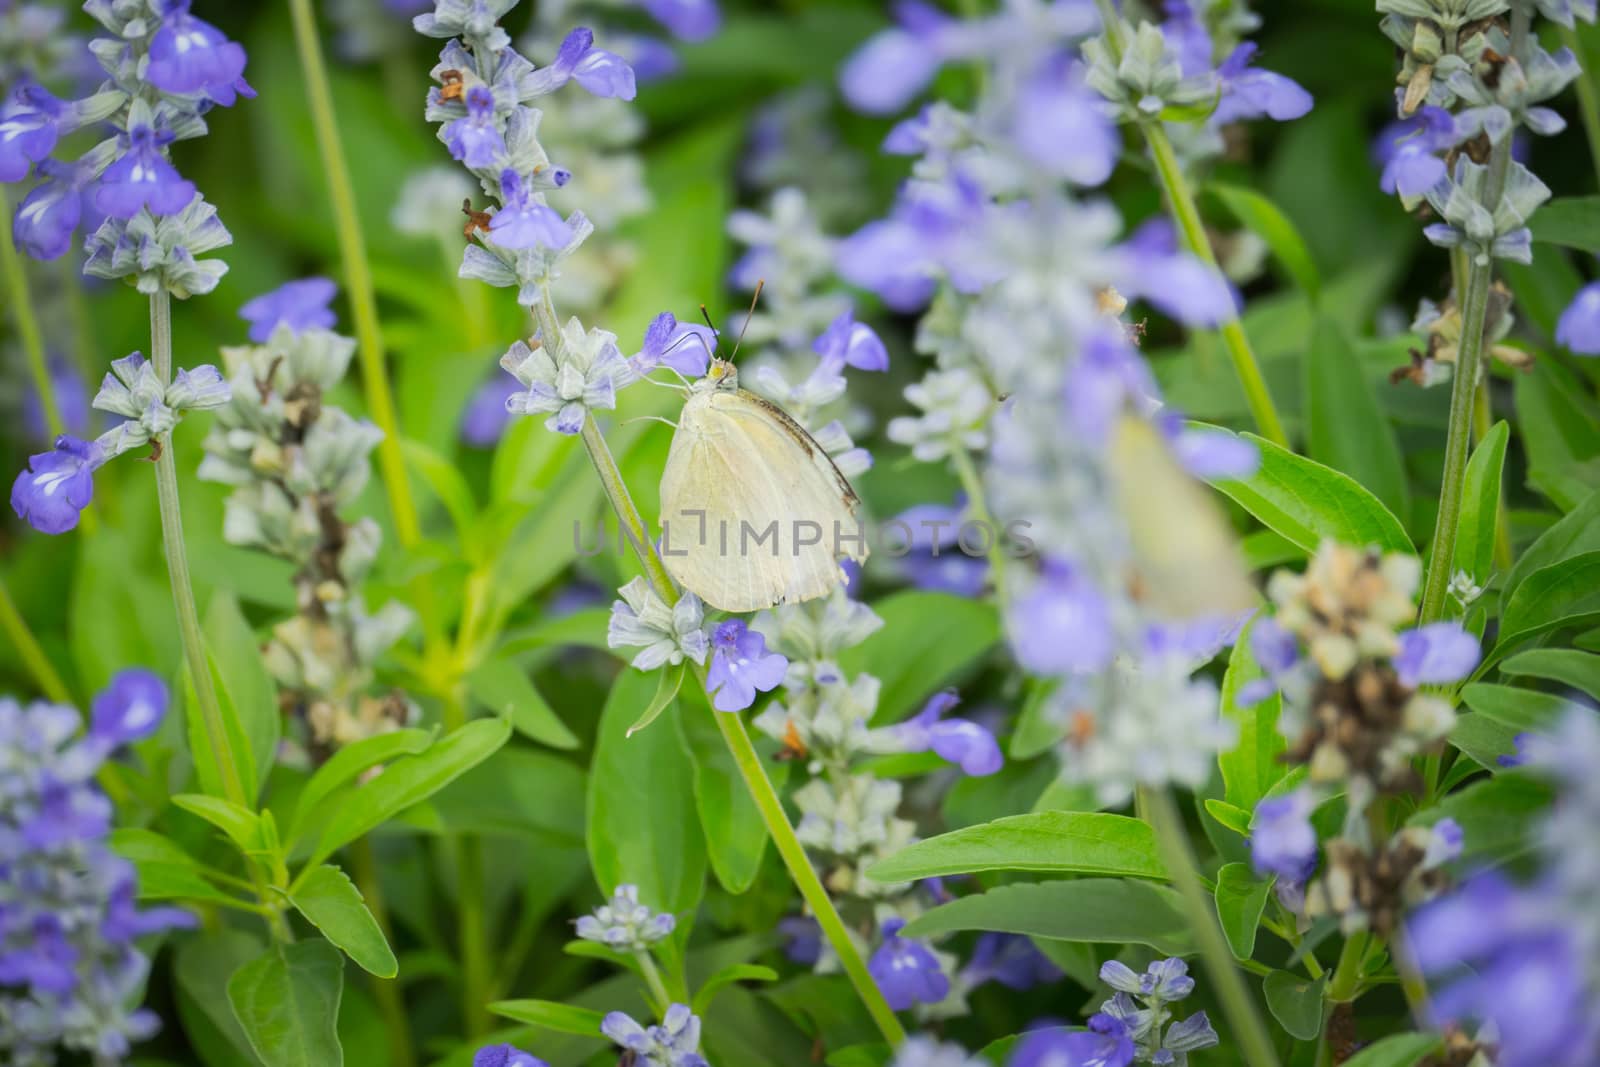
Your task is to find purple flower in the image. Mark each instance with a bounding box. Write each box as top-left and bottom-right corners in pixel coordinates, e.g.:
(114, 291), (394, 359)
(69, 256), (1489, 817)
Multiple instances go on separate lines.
(0, 82), (66, 182)
(11, 434), (103, 534)
(490, 169), (575, 249)
(961, 933), (1063, 992)
(473, 1044), (550, 1067)
(837, 172), (995, 310)
(239, 277), (338, 343)
(445, 86), (506, 169)
(93, 124), (197, 220)
(1012, 59), (1120, 187)
(630, 311), (717, 379)
(461, 375), (520, 447)
(839, 1), (968, 115)
(1393, 622), (1479, 687)
(890, 691), (1003, 776)
(12, 159), (89, 261)
(1113, 221), (1237, 327)
(893, 501), (988, 597)
(1376, 107), (1455, 198)
(779, 915), (822, 965)
(1171, 428), (1259, 479)
(101, 863), (198, 941)
(813, 308), (889, 373)
(1556, 281), (1600, 356)
(1008, 1013), (1135, 1067)
(640, 0), (720, 41)
(1063, 331), (1158, 444)
(868, 917), (950, 1011)
(146, 1), (252, 106)
(705, 619), (788, 712)
(22, 357), (91, 441)
(1160, 0), (1214, 76)
(530, 28), (637, 100)
(1007, 558), (1114, 675)
(90, 669), (169, 746)
(1212, 43), (1313, 125)
(1250, 618), (1299, 675)
(1250, 788), (1318, 881)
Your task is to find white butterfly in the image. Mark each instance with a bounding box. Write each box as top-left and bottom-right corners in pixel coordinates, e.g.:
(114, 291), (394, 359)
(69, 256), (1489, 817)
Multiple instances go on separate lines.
(658, 359), (868, 612)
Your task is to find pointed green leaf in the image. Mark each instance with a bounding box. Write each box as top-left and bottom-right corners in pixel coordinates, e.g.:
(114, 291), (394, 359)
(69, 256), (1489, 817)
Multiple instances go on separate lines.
(1263, 970), (1325, 1040)
(290, 865), (398, 978)
(1497, 552), (1600, 653)
(1341, 1033), (1442, 1067)
(866, 812), (1165, 883)
(691, 963), (779, 1015)
(227, 941), (345, 1067)
(1218, 616), (1288, 812)
(1205, 799), (1253, 837)
(203, 592), (280, 804)
(288, 727), (435, 845)
(466, 656), (579, 749)
(487, 999), (605, 1037)
(173, 793), (263, 854)
(1453, 421), (1509, 588)
(1303, 317), (1409, 522)
(1208, 183), (1322, 300)
(1501, 648), (1600, 699)
(1500, 488), (1600, 612)
(902, 878), (1193, 955)
(1214, 863), (1271, 960)
(627, 662), (687, 738)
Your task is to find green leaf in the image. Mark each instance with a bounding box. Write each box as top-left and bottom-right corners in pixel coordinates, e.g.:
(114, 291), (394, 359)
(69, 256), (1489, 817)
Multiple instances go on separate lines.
(1206, 431), (1412, 555)
(1500, 488), (1600, 612)
(401, 438), (481, 561)
(1340, 1033), (1443, 1067)
(1453, 421), (1510, 588)
(627, 663), (687, 739)
(465, 656), (579, 750)
(487, 999), (605, 1037)
(1514, 359), (1600, 510)
(677, 685), (774, 894)
(1214, 862), (1271, 960)
(825, 1045), (892, 1067)
(173, 793), (264, 854)
(587, 669), (707, 948)
(1408, 772), (1553, 863)
(1501, 648), (1600, 699)
(1204, 799), (1253, 837)
(1449, 713), (1523, 771)
(290, 865), (398, 978)
(183, 650), (261, 807)
(1528, 195), (1600, 252)
(1208, 183), (1322, 300)
(1009, 677), (1065, 760)
(691, 963), (779, 1015)
(1303, 318), (1408, 522)
(1497, 552), (1600, 653)
(837, 591), (1001, 724)
(307, 716), (510, 867)
(1461, 683), (1572, 731)
(866, 812), (1165, 883)
(1218, 616), (1288, 812)
(1263, 970), (1325, 1041)
(226, 940), (345, 1067)
(203, 592), (280, 805)
(288, 728), (435, 845)
(176, 930), (267, 1067)
(902, 878), (1193, 955)
(110, 828), (241, 906)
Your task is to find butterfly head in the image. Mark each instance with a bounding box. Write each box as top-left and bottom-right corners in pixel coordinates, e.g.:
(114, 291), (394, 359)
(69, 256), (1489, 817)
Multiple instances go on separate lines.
(695, 358), (739, 394)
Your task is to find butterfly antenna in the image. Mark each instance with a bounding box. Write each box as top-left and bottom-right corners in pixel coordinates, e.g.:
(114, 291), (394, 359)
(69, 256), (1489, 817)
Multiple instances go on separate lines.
(729, 279), (764, 363)
(622, 414), (679, 428)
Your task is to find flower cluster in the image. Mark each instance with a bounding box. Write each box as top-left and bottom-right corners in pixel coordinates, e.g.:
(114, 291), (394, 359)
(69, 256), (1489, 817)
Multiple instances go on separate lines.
(1243, 541), (1477, 929)
(1408, 709), (1600, 1067)
(606, 585), (785, 713)
(197, 282), (415, 753)
(12, 351), (230, 533)
(602, 1003), (709, 1067)
(0, 672), (195, 1065)
(1007, 959), (1219, 1067)
(835, 0), (1314, 806)
(575, 883), (676, 951)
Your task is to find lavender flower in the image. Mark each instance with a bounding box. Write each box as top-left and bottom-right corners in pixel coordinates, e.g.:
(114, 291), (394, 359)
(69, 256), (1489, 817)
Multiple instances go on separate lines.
(1009, 1014), (1135, 1067)
(890, 1036), (991, 1067)
(0, 677), (195, 1065)
(882, 691), (1003, 776)
(10, 435), (104, 534)
(869, 918), (951, 1011)
(601, 1004), (708, 1067)
(1375, 106), (1456, 199)
(238, 277), (339, 343)
(145, 1), (251, 103)
(1250, 789), (1318, 881)
(1556, 281), (1600, 355)
(626, 311), (716, 381)
(575, 884), (676, 951)
(705, 619), (787, 712)
(473, 1044), (551, 1067)
(959, 933), (1063, 993)
(460, 375), (520, 446)
(525, 28), (638, 100)
(93, 122), (196, 220)
(1393, 622), (1480, 687)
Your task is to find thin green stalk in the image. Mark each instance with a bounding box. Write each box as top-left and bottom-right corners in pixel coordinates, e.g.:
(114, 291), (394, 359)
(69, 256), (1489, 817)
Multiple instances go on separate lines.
(1561, 25), (1600, 182)
(149, 291), (250, 811)
(573, 414), (908, 1049)
(0, 576), (73, 704)
(286, 0), (422, 554)
(350, 838), (417, 1067)
(1138, 786), (1281, 1067)
(948, 441), (1007, 592)
(457, 835), (493, 1037)
(1472, 380), (1514, 571)
(634, 950), (673, 1015)
(1418, 7), (1530, 623)
(1325, 929), (1369, 1004)
(1091, 0), (1289, 447)
(1, 188), (63, 440)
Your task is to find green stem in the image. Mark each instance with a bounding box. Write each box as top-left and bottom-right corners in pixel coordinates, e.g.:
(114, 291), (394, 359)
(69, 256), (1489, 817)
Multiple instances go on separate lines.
(286, 0), (423, 554)
(350, 838), (416, 1067)
(150, 291), (250, 811)
(1139, 786), (1281, 1067)
(949, 441), (1007, 594)
(1090, 0), (1288, 447)
(1561, 25), (1600, 184)
(0, 576), (73, 703)
(1472, 380), (1514, 572)
(573, 414), (908, 1049)
(1325, 929), (1369, 1004)
(0, 187), (64, 440)
(456, 835), (493, 1037)
(634, 950), (673, 1015)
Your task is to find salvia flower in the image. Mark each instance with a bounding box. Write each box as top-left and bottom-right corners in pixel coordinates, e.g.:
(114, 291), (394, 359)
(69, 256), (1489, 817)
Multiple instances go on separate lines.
(0, 676), (195, 1065)
(625, 311), (716, 382)
(889, 1035), (991, 1067)
(1030, 959), (1219, 1066)
(600, 1003), (708, 1067)
(958, 933), (1063, 993)
(10, 434), (104, 534)
(1556, 280), (1600, 355)
(445, 85), (507, 167)
(490, 169), (576, 250)
(239, 277), (339, 343)
(606, 577), (709, 671)
(1008, 1014), (1136, 1067)
(501, 318), (624, 434)
(1375, 105), (1456, 200)
(705, 619), (788, 712)
(473, 1044), (550, 1067)
(93, 122), (196, 220)
(524, 28), (638, 100)
(870, 918), (951, 1011)
(575, 884), (676, 951)
(1249, 788), (1318, 881)
(875, 690), (1003, 776)
(1210, 42), (1314, 124)
(145, 0), (251, 103)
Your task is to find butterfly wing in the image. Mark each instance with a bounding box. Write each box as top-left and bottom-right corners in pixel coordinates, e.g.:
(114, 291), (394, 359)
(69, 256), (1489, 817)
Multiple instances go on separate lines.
(660, 390), (866, 613)
(1107, 414), (1258, 618)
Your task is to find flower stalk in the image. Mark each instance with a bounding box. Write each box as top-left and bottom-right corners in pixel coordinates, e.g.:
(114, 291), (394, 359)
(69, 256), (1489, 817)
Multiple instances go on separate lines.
(1139, 785), (1281, 1067)
(0, 575), (72, 705)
